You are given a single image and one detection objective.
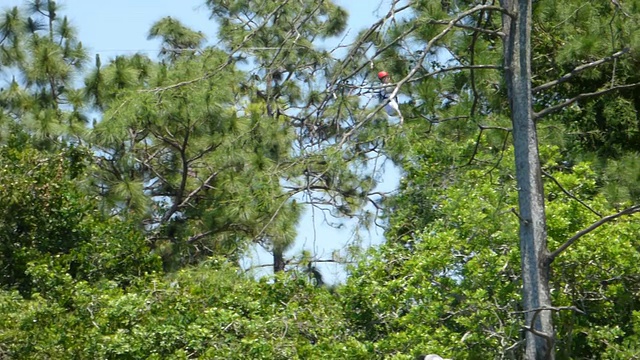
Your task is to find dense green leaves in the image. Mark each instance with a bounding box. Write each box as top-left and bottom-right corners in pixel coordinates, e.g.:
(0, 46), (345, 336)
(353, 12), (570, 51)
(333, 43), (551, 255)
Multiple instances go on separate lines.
(0, 262), (363, 359)
(3, 0), (640, 358)
(0, 136), (160, 296)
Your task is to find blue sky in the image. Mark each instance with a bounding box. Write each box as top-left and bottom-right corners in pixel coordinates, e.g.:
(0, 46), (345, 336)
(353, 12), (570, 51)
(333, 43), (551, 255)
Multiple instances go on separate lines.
(4, 0), (394, 60)
(2, 0), (401, 283)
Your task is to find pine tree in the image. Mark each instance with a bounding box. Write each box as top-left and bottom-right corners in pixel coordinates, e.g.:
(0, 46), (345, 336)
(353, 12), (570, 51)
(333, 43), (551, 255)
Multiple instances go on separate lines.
(0, 1), (88, 146)
(84, 18), (302, 269)
(203, 0), (381, 272)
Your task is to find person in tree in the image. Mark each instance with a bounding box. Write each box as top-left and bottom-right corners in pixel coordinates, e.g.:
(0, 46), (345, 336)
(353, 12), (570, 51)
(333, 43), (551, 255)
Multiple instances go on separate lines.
(377, 71), (404, 124)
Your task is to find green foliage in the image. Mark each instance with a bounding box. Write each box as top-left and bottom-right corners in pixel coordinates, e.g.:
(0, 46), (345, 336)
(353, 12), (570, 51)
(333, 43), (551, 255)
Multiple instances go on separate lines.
(342, 141), (640, 358)
(4, 0), (640, 358)
(148, 17), (206, 61)
(0, 137), (160, 296)
(86, 47), (301, 268)
(0, 2), (89, 145)
(0, 138), (91, 295)
(0, 262), (367, 359)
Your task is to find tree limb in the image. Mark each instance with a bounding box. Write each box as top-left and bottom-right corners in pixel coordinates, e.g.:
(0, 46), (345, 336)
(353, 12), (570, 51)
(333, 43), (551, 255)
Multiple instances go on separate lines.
(410, 64), (504, 83)
(534, 82), (640, 120)
(338, 4), (509, 148)
(532, 48), (630, 94)
(548, 205), (640, 263)
(541, 169), (602, 217)
(243, 258), (355, 273)
(466, 127), (484, 165)
(513, 305), (585, 315)
(429, 20), (504, 37)
(142, 1), (290, 93)
(518, 306), (584, 356)
(518, 306), (584, 352)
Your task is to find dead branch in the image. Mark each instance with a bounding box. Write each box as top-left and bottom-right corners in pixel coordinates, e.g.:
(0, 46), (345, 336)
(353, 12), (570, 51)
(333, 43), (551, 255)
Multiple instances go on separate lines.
(483, 130), (511, 177)
(534, 82), (640, 120)
(532, 48), (630, 94)
(187, 230), (214, 243)
(243, 258), (355, 273)
(466, 127), (485, 165)
(541, 169), (602, 217)
(518, 306), (583, 356)
(429, 19), (505, 37)
(513, 305), (585, 315)
(518, 306), (584, 354)
(548, 204), (640, 263)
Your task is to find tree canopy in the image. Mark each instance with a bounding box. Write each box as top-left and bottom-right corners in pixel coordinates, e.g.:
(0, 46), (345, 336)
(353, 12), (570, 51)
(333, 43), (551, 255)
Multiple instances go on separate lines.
(2, 0), (640, 358)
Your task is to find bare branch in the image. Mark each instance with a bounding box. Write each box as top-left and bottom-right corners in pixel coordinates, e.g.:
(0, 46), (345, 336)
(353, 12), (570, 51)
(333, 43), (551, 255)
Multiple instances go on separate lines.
(468, 10), (484, 118)
(518, 306), (584, 350)
(519, 306), (584, 353)
(510, 207), (528, 224)
(483, 130), (511, 177)
(550, 4), (589, 29)
(548, 205), (640, 262)
(532, 48), (630, 94)
(309, 2), (415, 122)
(187, 230), (214, 243)
(142, 1), (290, 93)
(541, 169), (602, 217)
(429, 19), (504, 37)
(466, 127), (484, 165)
(243, 258), (355, 273)
(253, 193), (295, 242)
(338, 4), (507, 147)
(177, 171), (219, 208)
(513, 305), (585, 315)
(534, 82), (640, 120)
(479, 125), (512, 132)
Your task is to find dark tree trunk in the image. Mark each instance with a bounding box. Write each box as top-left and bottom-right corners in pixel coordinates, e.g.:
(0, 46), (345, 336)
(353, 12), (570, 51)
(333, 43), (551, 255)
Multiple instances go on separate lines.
(500, 0), (555, 358)
(273, 248), (285, 273)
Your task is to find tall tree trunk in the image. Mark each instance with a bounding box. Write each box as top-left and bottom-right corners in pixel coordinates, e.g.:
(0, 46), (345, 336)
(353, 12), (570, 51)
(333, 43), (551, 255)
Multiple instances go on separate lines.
(500, 0), (555, 359)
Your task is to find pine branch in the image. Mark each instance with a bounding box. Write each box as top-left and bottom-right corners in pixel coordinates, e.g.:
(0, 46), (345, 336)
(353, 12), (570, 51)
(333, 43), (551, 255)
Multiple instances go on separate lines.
(311, 1), (415, 122)
(187, 230), (214, 243)
(338, 4), (511, 147)
(534, 82), (640, 120)
(142, 1), (290, 93)
(548, 204), (640, 263)
(177, 170), (219, 209)
(264, 2), (324, 70)
(186, 142), (223, 164)
(532, 48), (630, 94)
(253, 193), (294, 242)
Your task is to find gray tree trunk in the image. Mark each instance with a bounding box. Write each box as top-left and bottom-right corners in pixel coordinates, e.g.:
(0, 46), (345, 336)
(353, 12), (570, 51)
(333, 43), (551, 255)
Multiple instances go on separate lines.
(500, 0), (555, 358)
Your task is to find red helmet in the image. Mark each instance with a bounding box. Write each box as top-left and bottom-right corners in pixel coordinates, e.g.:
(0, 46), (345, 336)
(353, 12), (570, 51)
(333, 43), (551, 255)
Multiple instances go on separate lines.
(377, 71), (389, 80)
